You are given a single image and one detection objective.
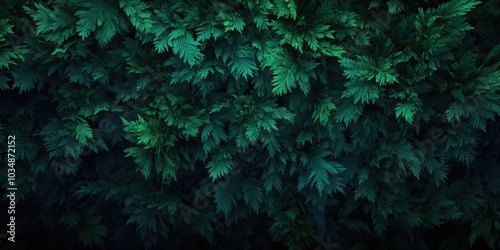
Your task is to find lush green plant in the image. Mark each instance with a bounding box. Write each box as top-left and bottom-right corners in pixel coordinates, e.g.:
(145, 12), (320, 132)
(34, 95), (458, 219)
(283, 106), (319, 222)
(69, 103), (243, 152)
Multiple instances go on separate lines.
(1, 0), (499, 249)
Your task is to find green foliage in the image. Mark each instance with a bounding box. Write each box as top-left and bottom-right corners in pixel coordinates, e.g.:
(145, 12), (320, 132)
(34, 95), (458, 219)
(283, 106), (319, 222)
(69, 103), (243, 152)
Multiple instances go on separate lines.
(2, 0), (500, 249)
(77, 206), (108, 248)
(119, 0), (155, 33)
(0, 18), (26, 71)
(75, 0), (127, 46)
(469, 213), (500, 249)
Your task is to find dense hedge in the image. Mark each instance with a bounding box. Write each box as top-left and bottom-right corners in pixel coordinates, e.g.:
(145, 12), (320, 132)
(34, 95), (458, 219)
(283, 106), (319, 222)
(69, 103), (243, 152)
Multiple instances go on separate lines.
(1, 0), (500, 249)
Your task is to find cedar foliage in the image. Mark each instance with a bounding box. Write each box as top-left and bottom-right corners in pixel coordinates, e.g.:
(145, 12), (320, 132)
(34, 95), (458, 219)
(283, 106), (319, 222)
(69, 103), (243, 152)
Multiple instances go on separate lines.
(1, 0), (500, 249)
